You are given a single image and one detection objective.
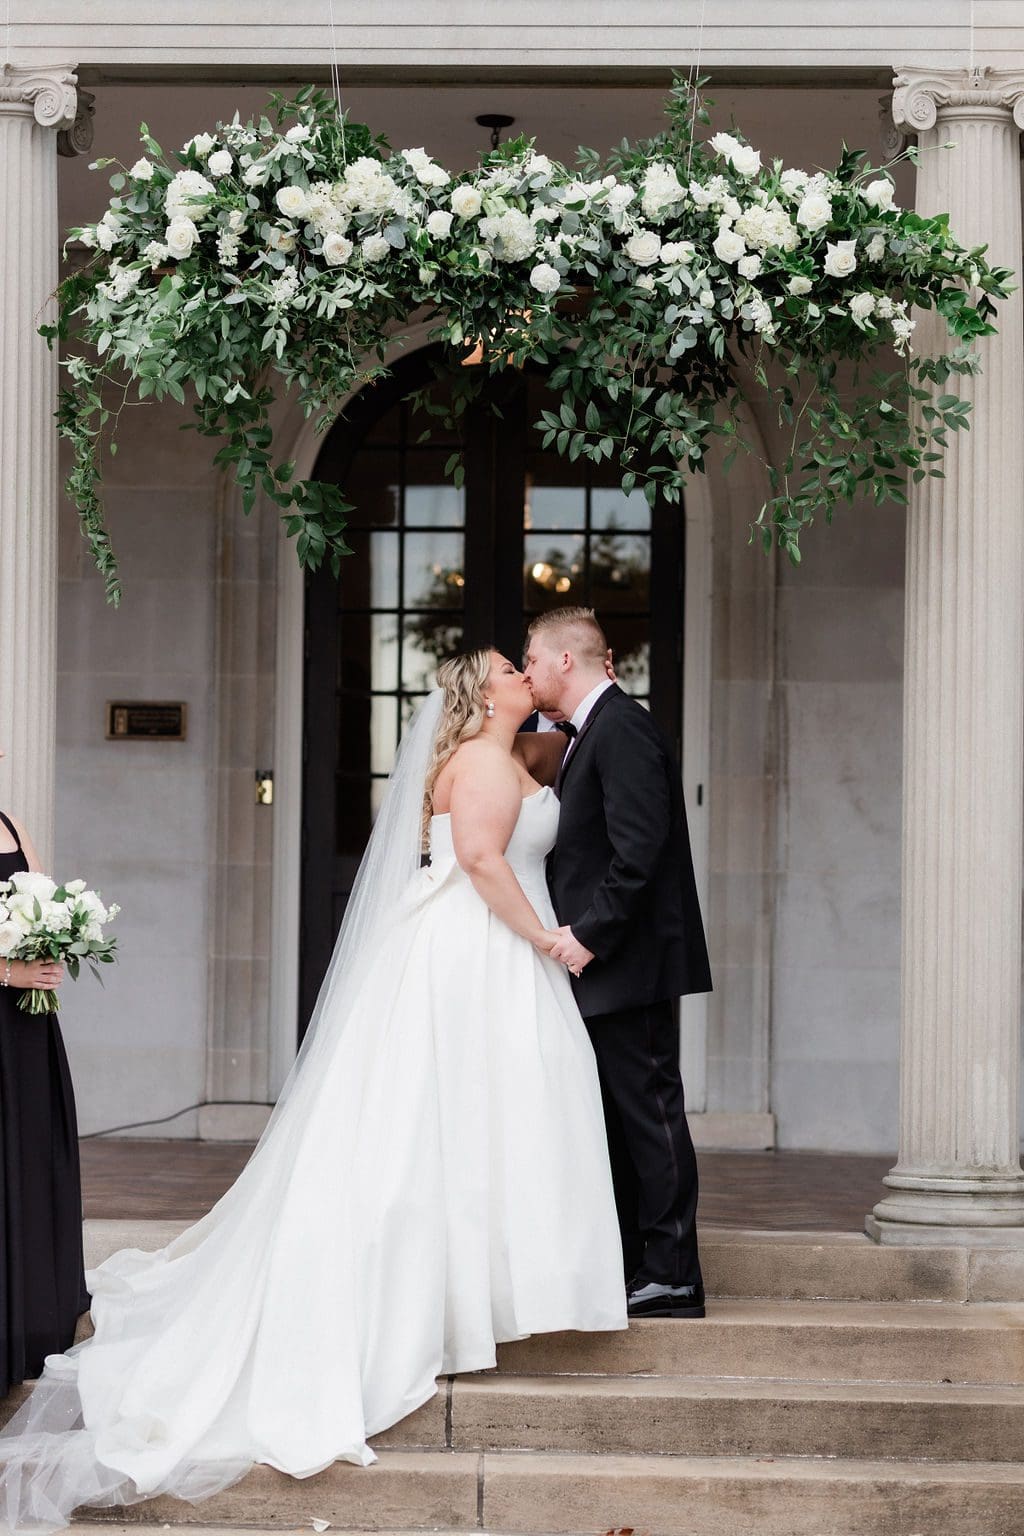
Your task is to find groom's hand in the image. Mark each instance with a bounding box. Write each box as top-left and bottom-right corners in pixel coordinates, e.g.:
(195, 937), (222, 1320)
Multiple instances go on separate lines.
(550, 925), (595, 976)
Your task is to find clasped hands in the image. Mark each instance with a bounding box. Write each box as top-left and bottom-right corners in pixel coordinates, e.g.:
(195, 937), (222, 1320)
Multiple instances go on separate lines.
(537, 925), (594, 977)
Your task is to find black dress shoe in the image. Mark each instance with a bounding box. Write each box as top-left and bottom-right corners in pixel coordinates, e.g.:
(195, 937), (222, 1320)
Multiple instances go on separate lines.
(627, 1278), (706, 1319)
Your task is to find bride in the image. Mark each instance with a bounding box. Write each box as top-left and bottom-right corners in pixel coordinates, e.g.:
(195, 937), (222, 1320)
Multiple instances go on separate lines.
(0, 648), (626, 1532)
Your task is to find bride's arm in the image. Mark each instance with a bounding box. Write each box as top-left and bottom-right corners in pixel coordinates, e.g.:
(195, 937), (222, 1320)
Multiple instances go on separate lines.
(449, 746), (556, 952)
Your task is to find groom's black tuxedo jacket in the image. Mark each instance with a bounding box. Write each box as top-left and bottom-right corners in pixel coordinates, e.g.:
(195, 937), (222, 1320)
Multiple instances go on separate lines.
(546, 685), (712, 1018)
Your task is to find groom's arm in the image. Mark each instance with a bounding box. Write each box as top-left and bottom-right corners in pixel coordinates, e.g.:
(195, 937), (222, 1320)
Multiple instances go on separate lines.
(568, 716), (672, 960)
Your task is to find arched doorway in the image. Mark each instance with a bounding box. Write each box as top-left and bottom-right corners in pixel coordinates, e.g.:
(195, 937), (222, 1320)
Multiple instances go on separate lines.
(299, 347), (686, 1029)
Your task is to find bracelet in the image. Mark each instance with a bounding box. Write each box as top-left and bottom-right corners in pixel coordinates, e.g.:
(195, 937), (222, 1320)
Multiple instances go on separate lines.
(1, 961), (11, 988)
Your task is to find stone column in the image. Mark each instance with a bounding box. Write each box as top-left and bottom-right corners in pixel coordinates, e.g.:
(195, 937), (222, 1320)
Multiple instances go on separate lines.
(0, 65), (83, 870)
(867, 67), (1024, 1245)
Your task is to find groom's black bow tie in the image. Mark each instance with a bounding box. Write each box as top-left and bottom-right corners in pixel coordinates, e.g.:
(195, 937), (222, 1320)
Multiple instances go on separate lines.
(555, 721), (577, 739)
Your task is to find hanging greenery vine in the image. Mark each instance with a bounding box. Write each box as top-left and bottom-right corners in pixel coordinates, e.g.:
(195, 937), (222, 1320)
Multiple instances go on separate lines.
(45, 78), (1010, 603)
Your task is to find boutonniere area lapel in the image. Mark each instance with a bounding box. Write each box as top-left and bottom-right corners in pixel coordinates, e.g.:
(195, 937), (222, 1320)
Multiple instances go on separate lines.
(49, 78), (1011, 604)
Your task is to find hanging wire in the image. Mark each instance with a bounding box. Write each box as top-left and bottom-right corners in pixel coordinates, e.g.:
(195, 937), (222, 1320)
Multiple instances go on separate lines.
(968, 0), (976, 75)
(685, 0), (709, 179)
(327, 0), (347, 162)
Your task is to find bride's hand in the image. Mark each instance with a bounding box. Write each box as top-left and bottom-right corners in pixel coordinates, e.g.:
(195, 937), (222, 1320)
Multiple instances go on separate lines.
(532, 930), (559, 956)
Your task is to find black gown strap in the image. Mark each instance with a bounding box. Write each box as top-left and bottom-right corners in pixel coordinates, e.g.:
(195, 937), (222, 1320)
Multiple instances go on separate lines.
(0, 811), (22, 849)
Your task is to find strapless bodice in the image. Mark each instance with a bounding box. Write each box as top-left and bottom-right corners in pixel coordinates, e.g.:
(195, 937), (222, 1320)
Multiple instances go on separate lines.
(428, 785), (557, 905)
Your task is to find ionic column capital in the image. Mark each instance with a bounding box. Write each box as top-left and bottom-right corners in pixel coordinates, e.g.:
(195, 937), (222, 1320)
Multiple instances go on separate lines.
(0, 61), (78, 131)
(892, 65), (1024, 134)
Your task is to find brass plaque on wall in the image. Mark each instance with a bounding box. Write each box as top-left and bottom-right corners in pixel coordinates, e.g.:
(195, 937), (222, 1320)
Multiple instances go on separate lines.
(106, 702), (187, 741)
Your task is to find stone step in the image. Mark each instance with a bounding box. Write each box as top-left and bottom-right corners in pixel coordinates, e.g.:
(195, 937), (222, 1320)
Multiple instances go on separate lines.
(495, 1298), (1024, 1383)
(67, 1449), (1024, 1534)
(448, 1372), (1024, 1462)
(80, 1219), (1024, 1302)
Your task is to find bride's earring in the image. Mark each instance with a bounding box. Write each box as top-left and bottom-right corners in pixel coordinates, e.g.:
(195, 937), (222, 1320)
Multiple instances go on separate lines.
(485, 699), (495, 718)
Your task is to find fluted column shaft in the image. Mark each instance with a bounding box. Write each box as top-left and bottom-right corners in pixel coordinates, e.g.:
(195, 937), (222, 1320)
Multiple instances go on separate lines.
(868, 68), (1024, 1245)
(0, 65), (79, 869)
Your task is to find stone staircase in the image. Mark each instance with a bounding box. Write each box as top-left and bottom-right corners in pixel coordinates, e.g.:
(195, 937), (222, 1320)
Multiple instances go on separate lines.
(12, 1222), (1024, 1535)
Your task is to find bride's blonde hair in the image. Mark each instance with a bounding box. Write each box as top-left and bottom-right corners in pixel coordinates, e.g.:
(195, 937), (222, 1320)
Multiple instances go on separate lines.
(422, 647), (494, 844)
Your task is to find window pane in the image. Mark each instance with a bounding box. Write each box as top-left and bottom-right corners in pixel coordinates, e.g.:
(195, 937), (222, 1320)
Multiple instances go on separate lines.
(603, 616), (650, 695)
(370, 695), (399, 775)
(524, 534), (586, 610)
(336, 772), (373, 856)
(343, 450), (400, 526)
(404, 452), (466, 527)
(591, 486), (651, 532)
(362, 531), (398, 608)
(403, 531), (466, 609)
(588, 531), (651, 611)
(402, 616), (464, 691)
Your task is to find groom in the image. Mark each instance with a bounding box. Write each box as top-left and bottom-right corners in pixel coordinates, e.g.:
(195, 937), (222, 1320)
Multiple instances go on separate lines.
(523, 606), (712, 1320)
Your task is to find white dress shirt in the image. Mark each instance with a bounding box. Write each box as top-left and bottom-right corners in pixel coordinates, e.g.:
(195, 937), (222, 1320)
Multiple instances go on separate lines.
(561, 678), (614, 766)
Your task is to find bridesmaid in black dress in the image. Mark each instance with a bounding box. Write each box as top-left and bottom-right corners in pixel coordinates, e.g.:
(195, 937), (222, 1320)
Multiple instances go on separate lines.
(0, 790), (90, 1395)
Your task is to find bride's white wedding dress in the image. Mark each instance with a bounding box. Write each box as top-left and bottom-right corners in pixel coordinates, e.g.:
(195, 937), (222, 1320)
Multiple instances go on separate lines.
(0, 773), (625, 1531)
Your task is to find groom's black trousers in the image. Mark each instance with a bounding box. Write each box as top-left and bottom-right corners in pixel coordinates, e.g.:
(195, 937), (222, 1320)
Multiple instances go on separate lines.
(583, 999), (702, 1289)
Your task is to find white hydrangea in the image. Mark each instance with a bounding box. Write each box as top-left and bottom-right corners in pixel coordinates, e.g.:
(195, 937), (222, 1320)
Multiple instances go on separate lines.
(796, 191), (833, 232)
(142, 239), (169, 270)
(737, 253), (763, 279)
(217, 229), (240, 267)
(95, 210), (124, 251)
(530, 204), (560, 225)
(322, 232), (354, 266)
(787, 274), (813, 296)
(99, 262), (143, 302)
(337, 157), (414, 218)
(275, 184), (310, 220)
(660, 240), (695, 265)
(747, 292), (777, 340)
(624, 228), (662, 267)
(862, 178), (896, 212)
(823, 238), (858, 279)
(306, 182), (347, 234)
(360, 233), (391, 262)
(709, 131), (762, 178)
(734, 200), (798, 253)
(130, 157), (154, 181)
(712, 226), (746, 264)
(529, 261), (562, 295)
(450, 184), (483, 218)
(478, 207), (537, 262)
(603, 183), (636, 216)
(208, 149), (233, 178)
(866, 233), (886, 263)
(164, 216), (199, 259)
(426, 209), (454, 239)
(268, 267), (300, 306)
(848, 292), (876, 321)
(779, 167), (809, 199)
(874, 294), (895, 319)
(641, 161), (685, 222)
(165, 169), (216, 217)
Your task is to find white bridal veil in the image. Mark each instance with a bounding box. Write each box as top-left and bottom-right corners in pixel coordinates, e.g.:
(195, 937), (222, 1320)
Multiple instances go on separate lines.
(0, 689), (445, 1532)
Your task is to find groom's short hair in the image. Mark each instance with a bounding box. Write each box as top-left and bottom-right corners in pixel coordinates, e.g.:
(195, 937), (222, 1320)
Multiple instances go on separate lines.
(528, 606), (608, 664)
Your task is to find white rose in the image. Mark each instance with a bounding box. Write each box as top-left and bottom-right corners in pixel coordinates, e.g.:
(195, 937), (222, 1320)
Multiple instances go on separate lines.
(736, 254), (762, 279)
(710, 132), (762, 178)
(450, 185), (483, 218)
(130, 157), (154, 181)
(165, 216), (199, 259)
(823, 238), (858, 279)
(866, 233), (886, 263)
(660, 240), (695, 265)
(796, 191), (833, 232)
(243, 160), (271, 188)
(64, 879), (87, 896)
(322, 231), (354, 266)
(207, 149), (233, 178)
(0, 921), (23, 958)
(635, 273), (656, 291)
(787, 274), (813, 296)
(275, 184), (310, 220)
(604, 183), (635, 214)
(526, 153), (554, 181)
(228, 208), (247, 234)
(10, 871), (56, 903)
(529, 261), (562, 295)
(426, 209), (454, 239)
(698, 289), (715, 308)
(780, 168), (809, 198)
(75, 891), (109, 924)
(361, 233), (391, 262)
(185, 132), (216, 158)
(624, 229), (662, 267)
(712, 226), (747, 264)
(266, 225), (296, 253)
(862, 178), (895, 212)
(285, 124), (312, 144)
(848, 292), (876, 320)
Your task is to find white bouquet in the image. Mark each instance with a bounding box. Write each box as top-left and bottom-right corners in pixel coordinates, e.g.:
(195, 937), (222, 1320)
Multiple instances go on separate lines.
(0, 872), (120, 1015)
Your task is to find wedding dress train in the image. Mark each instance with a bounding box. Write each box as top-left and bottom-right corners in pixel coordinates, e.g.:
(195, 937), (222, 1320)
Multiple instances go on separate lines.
(0, 779), (625, 1531)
